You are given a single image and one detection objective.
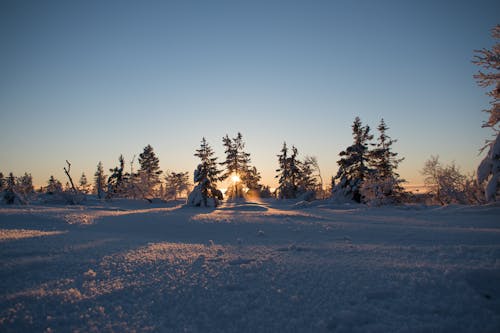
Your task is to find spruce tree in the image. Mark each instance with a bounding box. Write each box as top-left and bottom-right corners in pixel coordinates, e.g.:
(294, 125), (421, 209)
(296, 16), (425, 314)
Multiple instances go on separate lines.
(94, 161), (106, 199)
(188, 138), (223, 207)
(138, 145), (162, 197)
(17, 173), (34, 197)
(107, 155), (127, 197)
(275, 142), (301, 199)
(165, 171), (190, 200)
(362, 119), (405, 204)
(220, 132), (252, 198)
(333, 117), (373, 203)
(46, 175), (63, 194)
(79, 172), (90, 194)
(0, 172), (6, 192)
(3, 173), (17, 204)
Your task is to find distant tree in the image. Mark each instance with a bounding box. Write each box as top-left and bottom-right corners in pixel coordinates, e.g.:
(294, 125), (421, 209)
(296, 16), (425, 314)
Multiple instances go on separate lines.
(421, 156), (470, 205)
(16, 172), (34, 197)
(298, 156), (320, 198)
(361, 119), (405, 205)
(220, 132), (252, 199)
(244, 166), (263, 197)
(107, 155), (127, 198)
(138, 145), (162, 198)
(94, 161), (106, 199)
(332, 117), (373, 203)
(164, 171), (190, 200)
(3, 173), (17, 204)
(187, 138), (223, 207)
(474, 25), (500, 201)
(0, 172), (6, 192)
(46, 175), (63, 195)
(275, 142), (301, 199)
(79, 172), (90, 194)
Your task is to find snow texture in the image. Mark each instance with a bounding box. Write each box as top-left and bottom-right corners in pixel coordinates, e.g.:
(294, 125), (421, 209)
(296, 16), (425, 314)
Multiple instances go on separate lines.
(1, 199), (500, 332)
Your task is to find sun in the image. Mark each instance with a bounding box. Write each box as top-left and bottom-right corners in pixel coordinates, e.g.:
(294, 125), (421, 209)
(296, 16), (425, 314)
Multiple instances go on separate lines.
(231, 174), (241, 183)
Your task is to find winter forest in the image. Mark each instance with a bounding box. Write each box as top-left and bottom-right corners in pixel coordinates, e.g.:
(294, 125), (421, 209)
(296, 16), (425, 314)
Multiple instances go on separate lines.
(1, 10), (499, 333)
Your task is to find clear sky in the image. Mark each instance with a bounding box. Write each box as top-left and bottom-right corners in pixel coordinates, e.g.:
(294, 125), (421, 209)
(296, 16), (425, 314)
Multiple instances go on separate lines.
(1, 0), (499, 189)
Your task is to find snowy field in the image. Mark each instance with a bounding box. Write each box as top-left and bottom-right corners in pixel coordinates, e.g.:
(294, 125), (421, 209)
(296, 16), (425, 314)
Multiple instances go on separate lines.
(1, 199), (500, 332)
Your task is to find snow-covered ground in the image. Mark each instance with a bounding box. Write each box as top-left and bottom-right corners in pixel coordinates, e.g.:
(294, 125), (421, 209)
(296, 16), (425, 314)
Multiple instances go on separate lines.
(1, 199), (499, 332)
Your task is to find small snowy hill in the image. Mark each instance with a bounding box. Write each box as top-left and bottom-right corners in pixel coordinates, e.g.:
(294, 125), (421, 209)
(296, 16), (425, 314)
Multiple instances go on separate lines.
(1, 200), (499, 332)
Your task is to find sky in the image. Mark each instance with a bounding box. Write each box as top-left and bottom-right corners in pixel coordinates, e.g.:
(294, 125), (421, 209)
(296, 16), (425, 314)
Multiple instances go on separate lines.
(0, 0), (499, 189)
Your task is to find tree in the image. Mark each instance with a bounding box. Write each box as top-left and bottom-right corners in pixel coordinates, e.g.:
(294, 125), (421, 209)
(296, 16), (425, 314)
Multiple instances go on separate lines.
(46, 175), (63, 195)
(164, 171), (190, 200)
(94, 161), (106, 199)
(3, 173), (18, 204)
(138, 145), (162, 198)
(0, 172), (6, 192)
(275, 142), (301, 199)
(16, 172), (34, 197)
(107, 155), (127, 198)
(244, 166), (262, 197)
(79, 173), (90, 194)
(474, 25), (500, 201)
(220, 132), (252, 199)
(187, 138), (223, 207)
(298, 156), (320, 197)
(361, 119), (405, 205)
(332, 117), (373, 203)
(421, 156), (469, 205)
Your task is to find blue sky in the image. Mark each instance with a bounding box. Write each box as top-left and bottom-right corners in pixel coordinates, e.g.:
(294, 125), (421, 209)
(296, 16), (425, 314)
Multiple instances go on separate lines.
(0, 0), (499, 188)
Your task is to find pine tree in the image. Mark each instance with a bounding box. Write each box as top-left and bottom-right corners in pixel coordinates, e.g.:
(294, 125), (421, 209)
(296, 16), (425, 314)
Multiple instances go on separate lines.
(245, 166), (262, 194)
(220, 132), (252, 198)
(94, 161), (106, 199)
(474, 25), (500, 201)
(275, 142), (301, 199)
(46, 175), (63, 194)
(165, 171), (190, 200)
(188, 138), (223, 207)
(361, 119), (405, 205)
(138, 145), (162, 198)
(79, 172), (89, 194)
(333, 117), (373, 203)
(0, 172), (6, 192)
(3, 173), (17, 204)
(298, 156), (319, 195)
(107, 155), (127, 198)
(17, 172), (34, 197)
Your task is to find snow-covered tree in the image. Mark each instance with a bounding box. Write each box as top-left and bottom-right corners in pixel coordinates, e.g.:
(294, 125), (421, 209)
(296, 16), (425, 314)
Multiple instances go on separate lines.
(16, 172), (34, 197)
(421, 156), (471, 205)
(138, 145), (162, 198)
(474, 25), (500, 201)
(107, 155), (127, 198)
(94, 161), (106, 199)
(298, 156), (320, 198)
(220, 132), (252, 199)
(0, 172), (6, 192)
(79, 173), (90, 194)
(361, 119), (405, 205)
(187, 138), (223, 207)
(244, 166), (263, 197)
(164, 171), (190, 200)
(46, 175), (63, 195)
(275, 142), (301, 199)
(332, 117), (373, 203)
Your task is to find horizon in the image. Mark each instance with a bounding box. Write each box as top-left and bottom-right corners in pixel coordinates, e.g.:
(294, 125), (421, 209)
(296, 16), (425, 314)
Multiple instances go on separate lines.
(1, 0), (499, 189)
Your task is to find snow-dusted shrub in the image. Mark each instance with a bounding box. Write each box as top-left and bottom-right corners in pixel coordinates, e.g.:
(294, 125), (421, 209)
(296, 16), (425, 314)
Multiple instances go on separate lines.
(421, 156), (481, 205)
(360, 174), (404, 206)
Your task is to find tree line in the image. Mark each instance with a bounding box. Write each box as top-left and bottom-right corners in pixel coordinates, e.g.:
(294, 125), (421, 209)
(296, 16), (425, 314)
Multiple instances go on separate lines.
(1, 25), (498, 206)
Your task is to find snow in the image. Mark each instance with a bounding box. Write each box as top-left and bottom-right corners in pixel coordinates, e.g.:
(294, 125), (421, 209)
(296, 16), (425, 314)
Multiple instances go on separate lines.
(1, 199), (500, 332)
